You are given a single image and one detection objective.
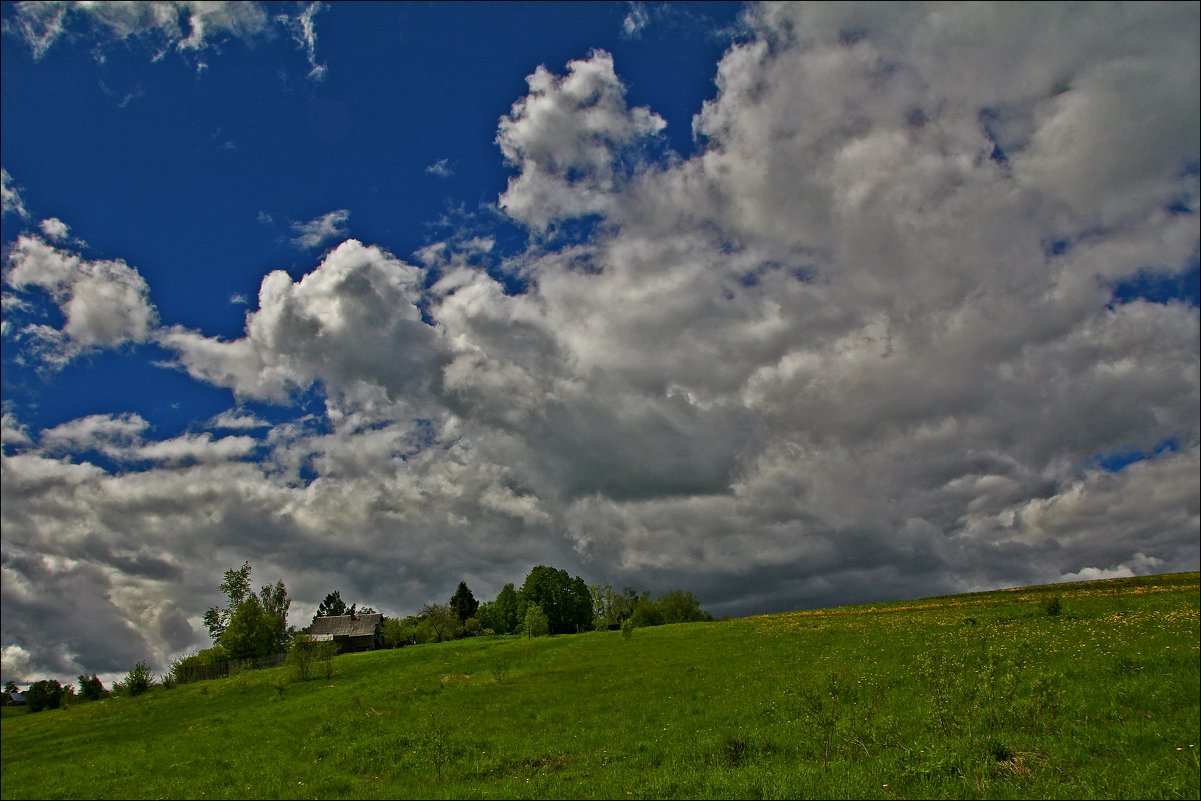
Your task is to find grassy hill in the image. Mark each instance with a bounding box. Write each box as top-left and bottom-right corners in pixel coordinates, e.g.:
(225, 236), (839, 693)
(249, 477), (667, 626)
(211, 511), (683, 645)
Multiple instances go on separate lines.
(2, 572), (1197, 800)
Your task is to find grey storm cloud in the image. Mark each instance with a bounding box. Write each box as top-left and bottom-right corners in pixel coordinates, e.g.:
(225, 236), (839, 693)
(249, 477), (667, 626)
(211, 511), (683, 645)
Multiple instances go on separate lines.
(2, 2), (1197, 686)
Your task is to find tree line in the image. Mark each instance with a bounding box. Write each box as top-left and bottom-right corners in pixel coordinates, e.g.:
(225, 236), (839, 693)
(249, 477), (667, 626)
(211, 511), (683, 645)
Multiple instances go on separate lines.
(5, 562), (714, 710)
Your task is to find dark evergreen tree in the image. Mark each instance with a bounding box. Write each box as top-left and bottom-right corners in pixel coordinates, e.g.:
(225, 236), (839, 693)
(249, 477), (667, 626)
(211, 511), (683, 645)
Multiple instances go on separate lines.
(449, 581), (480, 623)
(316, 590), (349, 617)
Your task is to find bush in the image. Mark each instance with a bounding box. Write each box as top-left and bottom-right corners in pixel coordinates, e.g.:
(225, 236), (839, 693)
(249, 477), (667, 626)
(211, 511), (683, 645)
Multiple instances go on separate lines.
(169, 645), (229, 684)
(125, 661), (154, 696)
(78, 673), (107, 701)
(1041, 595), (1063, 616)
(523, 603), (549, 639)
(25, 679), (65, 713)
(287, 634), (320, 681)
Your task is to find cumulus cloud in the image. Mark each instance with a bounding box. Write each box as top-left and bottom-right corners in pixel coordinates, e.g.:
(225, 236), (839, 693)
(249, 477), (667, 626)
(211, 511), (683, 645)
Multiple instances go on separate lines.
(162, 239), (443, 403)
(3, 234), (158, 364)
(496, 49), (666, 230)
(37, 217), (70, 241)
(2, 2), (1198, 686)
(290, 209), (350, 250)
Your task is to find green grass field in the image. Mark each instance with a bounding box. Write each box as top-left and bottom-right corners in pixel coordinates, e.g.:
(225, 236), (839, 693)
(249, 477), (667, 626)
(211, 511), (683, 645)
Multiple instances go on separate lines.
(2, 572), (1197, 800)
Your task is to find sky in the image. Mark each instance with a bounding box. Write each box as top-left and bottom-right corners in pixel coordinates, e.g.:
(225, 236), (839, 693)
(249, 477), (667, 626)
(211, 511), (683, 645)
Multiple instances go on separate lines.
(1, 1), (1198, 688)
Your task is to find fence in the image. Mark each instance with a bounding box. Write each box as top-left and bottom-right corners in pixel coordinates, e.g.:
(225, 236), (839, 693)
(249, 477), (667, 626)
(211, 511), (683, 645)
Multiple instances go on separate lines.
(175, 652), (286, 684)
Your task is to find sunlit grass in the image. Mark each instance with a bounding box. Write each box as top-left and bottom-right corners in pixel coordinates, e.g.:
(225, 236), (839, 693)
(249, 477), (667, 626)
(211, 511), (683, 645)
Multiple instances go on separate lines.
(2, 572), (1197, 799)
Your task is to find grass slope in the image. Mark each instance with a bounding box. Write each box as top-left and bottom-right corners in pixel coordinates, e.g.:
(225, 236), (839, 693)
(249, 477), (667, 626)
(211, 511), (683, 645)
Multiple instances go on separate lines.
(2, 572), (1197, 800)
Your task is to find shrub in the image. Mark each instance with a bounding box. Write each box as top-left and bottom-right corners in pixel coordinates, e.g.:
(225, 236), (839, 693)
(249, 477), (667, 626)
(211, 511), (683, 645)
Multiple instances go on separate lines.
(621, 618), (635, 640)
(168, 645), (229, 684)
(524, 603), (549, 639)
(25, 679), (65, 713)
(287, 634), (322, 681)
(1041, 595), (1063, 616)
(125, 661), (154, 696)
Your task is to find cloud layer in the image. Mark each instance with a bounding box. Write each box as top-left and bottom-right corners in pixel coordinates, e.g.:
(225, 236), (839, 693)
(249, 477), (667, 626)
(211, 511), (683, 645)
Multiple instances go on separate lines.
(2, 2), (1198, 686)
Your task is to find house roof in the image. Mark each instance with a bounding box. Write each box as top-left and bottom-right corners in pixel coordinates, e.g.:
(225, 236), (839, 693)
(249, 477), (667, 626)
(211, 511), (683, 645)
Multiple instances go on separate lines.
(309, 612), (383, 638)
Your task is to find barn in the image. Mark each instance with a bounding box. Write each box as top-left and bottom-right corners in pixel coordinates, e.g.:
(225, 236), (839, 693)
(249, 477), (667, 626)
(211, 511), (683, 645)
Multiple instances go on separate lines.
(308, 612), (384, 653)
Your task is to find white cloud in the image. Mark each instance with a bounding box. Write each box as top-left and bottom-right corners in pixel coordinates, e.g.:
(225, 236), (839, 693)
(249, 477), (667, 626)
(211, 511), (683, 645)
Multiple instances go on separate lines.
(622, 2), (649, 38)
(4, 234), (158, 363)
(275, 1), (327, 80)
(38, 217), (70, 241)
(496, 50), (666, 231)
(163, 239), (443, 403)
(290, 209), (350, 250)
(1, 168), (29, 219)
(10, 1), (271, 61)
(425, 158), (453, 178)
(208, 409), (269, 431)
(40, 413), (150, 458)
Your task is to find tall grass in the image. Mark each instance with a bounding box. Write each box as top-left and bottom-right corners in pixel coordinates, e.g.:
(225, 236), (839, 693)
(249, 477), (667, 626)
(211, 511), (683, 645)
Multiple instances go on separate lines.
(2, 572), (1197, 799)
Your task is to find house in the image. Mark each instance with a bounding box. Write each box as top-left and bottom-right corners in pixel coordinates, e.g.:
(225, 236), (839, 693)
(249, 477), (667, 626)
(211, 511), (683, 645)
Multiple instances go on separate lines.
(5, 691), (25, 706)
(308, 611), (384, 653)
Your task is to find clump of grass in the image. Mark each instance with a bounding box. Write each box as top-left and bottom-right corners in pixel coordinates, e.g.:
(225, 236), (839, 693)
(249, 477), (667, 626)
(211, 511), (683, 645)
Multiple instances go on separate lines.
(1041, 595), (1063, 616)
(489, 656), (511, 684)
(723, 735), (749, 767)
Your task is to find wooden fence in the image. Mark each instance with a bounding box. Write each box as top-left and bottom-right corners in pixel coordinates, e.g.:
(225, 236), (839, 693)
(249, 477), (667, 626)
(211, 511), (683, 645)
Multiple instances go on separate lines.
(175, 652), (286, 684)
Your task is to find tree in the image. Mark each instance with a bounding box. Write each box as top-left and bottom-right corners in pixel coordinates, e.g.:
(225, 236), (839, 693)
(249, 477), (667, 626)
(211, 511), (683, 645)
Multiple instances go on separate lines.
(25, 679), (65, 712)
(449, 581), (480, 623)
(518, 565), (594, 635)
(629, 590), (664, 628)
(78, 673), (106, 701)
(316, 590), (348, 617)
(203, 561), (253, 642)
(492, 583), (520, 634)
(3, 680), (18, 694)
(380, 617), (408, 648)
(657, 589), (713, 624)
(203, 563), (291, 658)
(421, 603), (459, 643)
(591, 583), (639, 629)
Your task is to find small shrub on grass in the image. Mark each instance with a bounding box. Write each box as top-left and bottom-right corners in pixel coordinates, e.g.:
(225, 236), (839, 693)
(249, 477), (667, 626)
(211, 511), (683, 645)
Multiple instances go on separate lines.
(1040, 595), (1063, 616)
(621, 618), (635, 640)
(228, 663), (250, 693)
(315, 642), (338, 679)
(421, 712), (453, 780)
(287, 634), (318, 681)
(125, 660), (154, 697)
(795, 667), (858, 770)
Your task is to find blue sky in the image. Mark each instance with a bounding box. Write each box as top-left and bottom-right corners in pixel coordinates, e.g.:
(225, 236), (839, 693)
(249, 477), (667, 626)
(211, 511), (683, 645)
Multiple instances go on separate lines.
(2, 2), (1198, 686)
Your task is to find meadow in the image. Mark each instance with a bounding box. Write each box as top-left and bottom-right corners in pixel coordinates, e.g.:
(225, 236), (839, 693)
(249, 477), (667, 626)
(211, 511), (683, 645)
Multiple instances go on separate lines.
(1, 572), (1197, 800)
